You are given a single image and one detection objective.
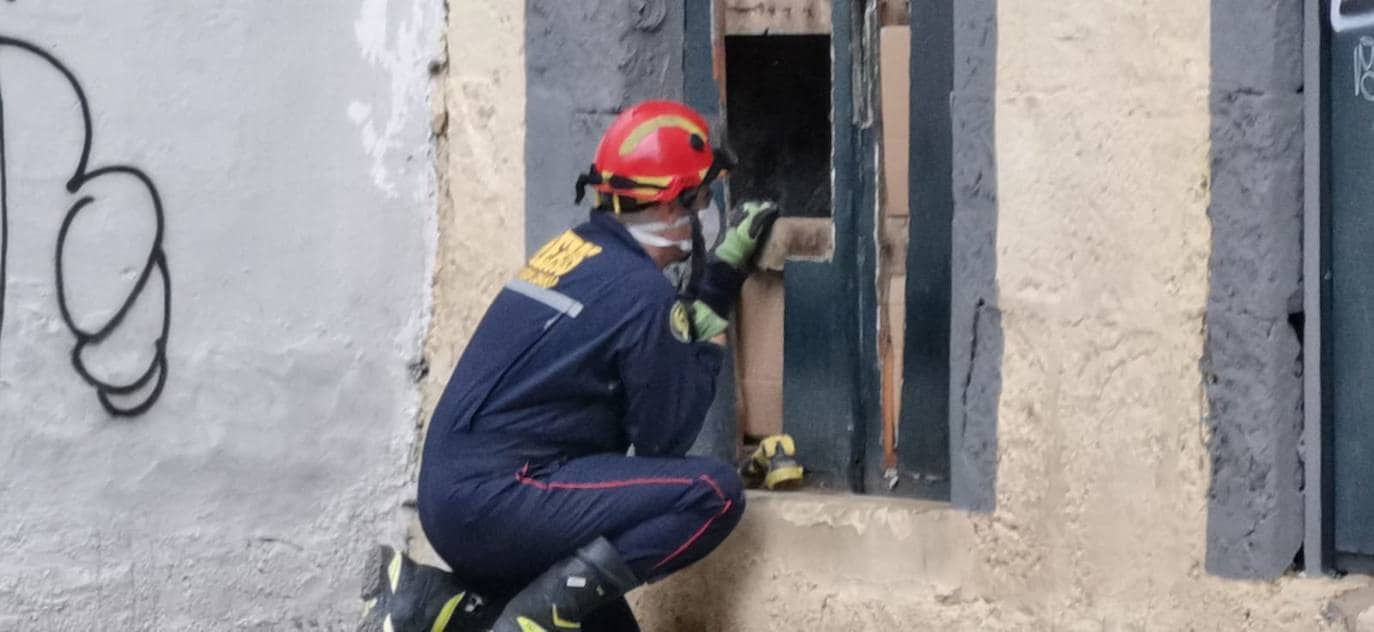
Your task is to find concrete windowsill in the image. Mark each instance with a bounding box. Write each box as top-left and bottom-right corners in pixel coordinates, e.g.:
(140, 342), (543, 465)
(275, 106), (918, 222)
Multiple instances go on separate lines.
(744, 488), (952, 514)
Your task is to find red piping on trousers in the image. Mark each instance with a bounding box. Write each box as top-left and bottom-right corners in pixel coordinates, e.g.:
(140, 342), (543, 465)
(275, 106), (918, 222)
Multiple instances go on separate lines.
(514, 465), (733, 572)
(650, 494), (733, 571)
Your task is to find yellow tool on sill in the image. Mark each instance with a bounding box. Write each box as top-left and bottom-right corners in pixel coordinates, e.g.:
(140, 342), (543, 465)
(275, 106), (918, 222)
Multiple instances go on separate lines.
(741, 434), (805, 491)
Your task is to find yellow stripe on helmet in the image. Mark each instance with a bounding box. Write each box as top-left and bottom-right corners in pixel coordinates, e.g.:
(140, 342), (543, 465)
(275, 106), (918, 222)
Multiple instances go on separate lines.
(600, 172), (674, 187)
(620, 186), (671, 199)
(618, 115), (707, 157)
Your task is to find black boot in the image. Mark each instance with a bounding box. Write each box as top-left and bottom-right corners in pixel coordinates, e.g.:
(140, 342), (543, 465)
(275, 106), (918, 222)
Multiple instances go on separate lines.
(358, 545), (497, 632)
(489, 537), (642, 632)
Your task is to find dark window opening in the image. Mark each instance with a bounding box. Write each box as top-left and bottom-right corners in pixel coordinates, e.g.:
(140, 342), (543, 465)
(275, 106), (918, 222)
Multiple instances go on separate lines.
(700, 5), (975, 500)
(725, 35), (833, 218)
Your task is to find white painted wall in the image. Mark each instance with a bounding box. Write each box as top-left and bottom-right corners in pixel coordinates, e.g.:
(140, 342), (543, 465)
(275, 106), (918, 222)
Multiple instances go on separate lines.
(0, 2), (440, 629)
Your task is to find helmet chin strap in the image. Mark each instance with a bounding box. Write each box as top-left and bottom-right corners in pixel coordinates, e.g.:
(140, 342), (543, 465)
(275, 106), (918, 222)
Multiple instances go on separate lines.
(685, 205), (706, 297)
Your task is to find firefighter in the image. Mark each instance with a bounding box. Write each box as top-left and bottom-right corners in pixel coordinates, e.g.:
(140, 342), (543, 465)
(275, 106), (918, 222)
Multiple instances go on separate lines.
(359, 100), (780, 632)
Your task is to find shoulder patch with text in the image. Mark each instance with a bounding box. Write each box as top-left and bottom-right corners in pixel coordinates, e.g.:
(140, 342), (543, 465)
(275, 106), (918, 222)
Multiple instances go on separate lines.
(517, 230), (603, 289)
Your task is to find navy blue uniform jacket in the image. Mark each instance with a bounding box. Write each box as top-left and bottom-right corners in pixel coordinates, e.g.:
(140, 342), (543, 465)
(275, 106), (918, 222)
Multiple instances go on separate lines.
(421, 212), (725, 484)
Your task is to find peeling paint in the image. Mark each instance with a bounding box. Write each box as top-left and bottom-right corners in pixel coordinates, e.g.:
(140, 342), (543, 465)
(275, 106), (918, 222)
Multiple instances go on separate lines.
(352, 0), (442, 200)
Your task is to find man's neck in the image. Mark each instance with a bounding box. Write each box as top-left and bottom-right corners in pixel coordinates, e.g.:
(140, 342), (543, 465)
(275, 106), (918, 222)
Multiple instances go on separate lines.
(644, 244), (682, 270)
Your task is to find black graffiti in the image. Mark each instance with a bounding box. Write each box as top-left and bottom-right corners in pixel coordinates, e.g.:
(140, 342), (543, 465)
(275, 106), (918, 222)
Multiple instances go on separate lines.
(0, 36), (171, 417)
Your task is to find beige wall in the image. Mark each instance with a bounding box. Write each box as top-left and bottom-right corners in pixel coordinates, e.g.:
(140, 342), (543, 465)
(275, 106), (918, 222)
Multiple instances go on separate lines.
(634, 494), (1369, 630)
(422, 0), (527, 414)
(989, 0), (1214, 615)
(427, 2), (1374, 630)
(407, 1), (526, 561)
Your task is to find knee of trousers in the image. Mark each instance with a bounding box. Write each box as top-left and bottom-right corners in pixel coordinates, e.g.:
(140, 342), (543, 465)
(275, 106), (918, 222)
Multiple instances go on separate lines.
(681, 456), (746, 525)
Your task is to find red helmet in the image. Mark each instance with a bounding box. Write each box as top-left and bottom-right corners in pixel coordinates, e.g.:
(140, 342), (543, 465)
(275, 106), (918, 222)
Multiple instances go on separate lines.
(575, 100), (733, 212)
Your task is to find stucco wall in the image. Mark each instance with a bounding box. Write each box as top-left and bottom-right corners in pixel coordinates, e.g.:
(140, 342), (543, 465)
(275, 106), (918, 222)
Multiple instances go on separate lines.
(406, 0), (527, 563)
(635, 494), (1370, 630)
(417, 0), (527, 430)
(988, 0), (1222, 617)
(0, 2), (440, 629)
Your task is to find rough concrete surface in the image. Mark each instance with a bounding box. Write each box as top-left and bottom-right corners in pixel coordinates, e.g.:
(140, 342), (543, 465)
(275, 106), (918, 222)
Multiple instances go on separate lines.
(948, 0), (1002, 513)
(417, 1), (528, 432)
(1204, 0), (1307, 579)
(991, 0), (1228, 622)
(406, 0), (528, 566)
(523, 0), (686, 254)
(1327, 586), (1374, 631)
(636, 493), (1370, 631)
(0, 2), (440, 629)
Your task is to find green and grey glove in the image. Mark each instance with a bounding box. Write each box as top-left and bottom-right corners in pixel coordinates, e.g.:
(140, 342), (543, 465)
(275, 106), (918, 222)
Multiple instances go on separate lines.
(683, 200), (781, 344)
(713, 200), (781, 270)
(688, 300), (729, 341)
(672, 299), (729, 343)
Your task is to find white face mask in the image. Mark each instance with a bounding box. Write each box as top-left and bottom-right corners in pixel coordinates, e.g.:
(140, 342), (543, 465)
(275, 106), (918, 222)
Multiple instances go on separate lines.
(626, 203), (723, 253)
(626, 216), (692, 252)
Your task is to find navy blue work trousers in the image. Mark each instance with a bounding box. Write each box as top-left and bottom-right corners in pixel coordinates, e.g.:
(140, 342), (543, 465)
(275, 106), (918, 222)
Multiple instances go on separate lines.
(420, 453), (746, 629)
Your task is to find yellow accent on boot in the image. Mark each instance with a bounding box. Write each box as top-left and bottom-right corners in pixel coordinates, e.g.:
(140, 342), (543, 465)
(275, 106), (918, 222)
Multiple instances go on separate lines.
(383, 615), (395, 632)
(387, 550), (403, 592)
(430, 592), (466, 632)
(517, 616), (549, 632)
(759, 434), (797, 459)
(551, 605), (581, 629)
(362, 598), (377, 616)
